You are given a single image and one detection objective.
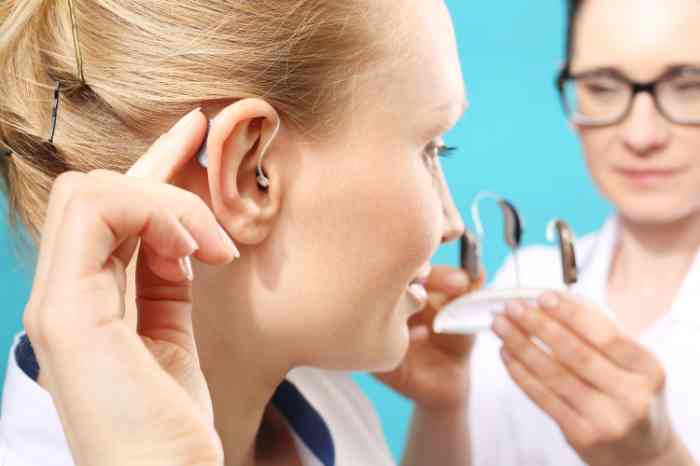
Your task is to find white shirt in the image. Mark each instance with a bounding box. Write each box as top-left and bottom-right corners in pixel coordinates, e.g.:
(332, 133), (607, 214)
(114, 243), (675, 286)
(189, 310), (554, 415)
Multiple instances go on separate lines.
(470, 216), (700, 465)
(0, 332), (395, 466)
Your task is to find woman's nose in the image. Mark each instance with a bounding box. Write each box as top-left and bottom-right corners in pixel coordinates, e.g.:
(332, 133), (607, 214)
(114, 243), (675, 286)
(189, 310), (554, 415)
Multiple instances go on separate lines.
(620, 93), (671, 156)
(435, 161), (464, 244)
(442, 202), (465, 244)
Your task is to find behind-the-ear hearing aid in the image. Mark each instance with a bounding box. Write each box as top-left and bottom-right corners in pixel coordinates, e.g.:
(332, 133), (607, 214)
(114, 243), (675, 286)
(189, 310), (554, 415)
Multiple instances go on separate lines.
(460, 230), (480, 282)
(196, 116), (281, 190)
(547, 219), (578, 285)
(470, 192), (524, 286)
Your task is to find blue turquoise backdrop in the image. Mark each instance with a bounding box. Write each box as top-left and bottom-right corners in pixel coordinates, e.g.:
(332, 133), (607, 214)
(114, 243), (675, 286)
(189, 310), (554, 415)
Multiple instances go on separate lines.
(0, 0), (611, 461)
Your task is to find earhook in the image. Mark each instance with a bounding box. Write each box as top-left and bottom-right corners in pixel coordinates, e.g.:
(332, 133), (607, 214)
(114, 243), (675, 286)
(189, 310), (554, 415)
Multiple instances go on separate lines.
(196, 115), (281, 191)
(255, 116), (280, 190)
(546, 219), (579, 285)
(196, 118), (213, 168)
(470, 191), (524, 286)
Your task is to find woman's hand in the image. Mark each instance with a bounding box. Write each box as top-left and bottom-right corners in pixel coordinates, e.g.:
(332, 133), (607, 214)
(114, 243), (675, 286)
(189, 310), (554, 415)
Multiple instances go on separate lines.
(493, 292), (694, 466)
(22, 108), (239, 466)
(374, 265), (483, 410)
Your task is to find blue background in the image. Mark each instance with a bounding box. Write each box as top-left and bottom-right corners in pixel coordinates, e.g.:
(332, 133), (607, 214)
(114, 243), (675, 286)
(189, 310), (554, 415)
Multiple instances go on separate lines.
(0, 0), (611, 461)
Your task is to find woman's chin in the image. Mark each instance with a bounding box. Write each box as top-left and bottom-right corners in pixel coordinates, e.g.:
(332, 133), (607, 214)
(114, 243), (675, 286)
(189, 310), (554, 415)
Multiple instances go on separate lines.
(616, 199), (699, 226)
(366, 317), (412, 373)
(605, 186), (699, 225)
(335, 322), (409, 374)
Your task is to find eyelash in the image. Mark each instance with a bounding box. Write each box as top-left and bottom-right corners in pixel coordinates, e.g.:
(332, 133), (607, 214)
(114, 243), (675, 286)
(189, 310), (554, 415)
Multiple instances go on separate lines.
(424, 141), (458, 161)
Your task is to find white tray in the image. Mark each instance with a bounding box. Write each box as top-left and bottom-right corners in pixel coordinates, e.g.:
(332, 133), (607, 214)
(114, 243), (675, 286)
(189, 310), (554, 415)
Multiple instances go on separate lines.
(433, 288), (550, 335)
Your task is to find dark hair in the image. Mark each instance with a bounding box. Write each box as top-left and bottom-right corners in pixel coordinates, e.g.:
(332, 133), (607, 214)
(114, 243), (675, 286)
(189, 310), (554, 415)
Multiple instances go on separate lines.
(564, 0), (585, 66)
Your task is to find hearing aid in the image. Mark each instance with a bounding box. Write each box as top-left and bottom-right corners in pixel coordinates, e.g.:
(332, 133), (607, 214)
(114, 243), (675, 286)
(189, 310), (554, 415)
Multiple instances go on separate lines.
(195, 118), (212, 168)
(471, 192), (525, 287)
(547, 218), (578, 285)
(196, 116), (280, 190)
(460, 230), (481, 282)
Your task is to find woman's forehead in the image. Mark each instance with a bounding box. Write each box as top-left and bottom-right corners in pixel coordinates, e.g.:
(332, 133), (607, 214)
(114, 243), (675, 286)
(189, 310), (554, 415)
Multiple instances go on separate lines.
(573, 0), (700, 78)
(361, 0), (465, 126)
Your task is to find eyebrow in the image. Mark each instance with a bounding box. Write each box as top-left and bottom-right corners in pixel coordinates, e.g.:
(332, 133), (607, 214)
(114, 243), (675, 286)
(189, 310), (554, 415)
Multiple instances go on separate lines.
(571, 63), (700, 81)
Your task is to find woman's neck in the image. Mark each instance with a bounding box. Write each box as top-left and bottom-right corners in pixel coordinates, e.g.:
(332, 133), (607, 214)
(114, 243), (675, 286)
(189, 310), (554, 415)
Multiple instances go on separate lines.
(613, 212), (700, 278)
(191, 266), (296, 466)
(607, 212), (700, 333)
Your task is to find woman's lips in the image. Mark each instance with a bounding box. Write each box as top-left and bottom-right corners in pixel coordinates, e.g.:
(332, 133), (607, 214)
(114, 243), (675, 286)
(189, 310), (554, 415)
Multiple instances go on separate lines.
(616, 167), (681, 184)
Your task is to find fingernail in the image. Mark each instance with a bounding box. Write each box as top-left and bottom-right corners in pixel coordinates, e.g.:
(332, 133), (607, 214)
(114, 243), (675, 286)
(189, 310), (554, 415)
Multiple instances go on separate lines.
(169, 107), (202, 134)
(506, 301), (524, 318)
(446, 270), (469, 288)
(501, 347), (511, 363)
(217, 223), (240, 258)
(180, 229), (199, 256)
(492, 315), (509, 336)
(180, 256), (194, 281)
(539, 292), (560, 310)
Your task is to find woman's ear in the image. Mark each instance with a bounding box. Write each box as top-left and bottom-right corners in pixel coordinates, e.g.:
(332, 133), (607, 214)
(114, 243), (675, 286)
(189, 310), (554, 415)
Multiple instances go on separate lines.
(205, 99), (283, 246)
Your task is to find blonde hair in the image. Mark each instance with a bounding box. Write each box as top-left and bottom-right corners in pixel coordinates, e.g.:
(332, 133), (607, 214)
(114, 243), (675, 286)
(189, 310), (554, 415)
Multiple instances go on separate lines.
(0, 0), (381, 256)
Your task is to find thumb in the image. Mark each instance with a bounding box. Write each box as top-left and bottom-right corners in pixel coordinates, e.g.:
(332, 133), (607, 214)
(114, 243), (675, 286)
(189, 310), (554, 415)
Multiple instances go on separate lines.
(426, 265), (480, 300)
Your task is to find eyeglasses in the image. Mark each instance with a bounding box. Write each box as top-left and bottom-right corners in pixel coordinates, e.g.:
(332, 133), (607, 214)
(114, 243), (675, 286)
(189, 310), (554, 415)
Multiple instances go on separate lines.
(556, 66), (700, 127)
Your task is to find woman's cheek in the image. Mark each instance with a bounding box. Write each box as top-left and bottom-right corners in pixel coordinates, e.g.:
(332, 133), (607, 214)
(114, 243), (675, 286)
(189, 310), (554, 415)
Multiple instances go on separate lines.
(394, 167), (444, 264)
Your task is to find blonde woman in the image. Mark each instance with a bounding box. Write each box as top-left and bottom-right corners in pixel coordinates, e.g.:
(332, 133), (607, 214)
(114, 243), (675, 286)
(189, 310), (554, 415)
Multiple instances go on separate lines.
(0, 1), (478, 465)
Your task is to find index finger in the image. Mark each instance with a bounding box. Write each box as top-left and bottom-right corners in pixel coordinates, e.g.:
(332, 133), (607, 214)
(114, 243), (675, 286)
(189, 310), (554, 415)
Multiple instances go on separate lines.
(538, 291), (659, 375)
(126, 108), (207, 181)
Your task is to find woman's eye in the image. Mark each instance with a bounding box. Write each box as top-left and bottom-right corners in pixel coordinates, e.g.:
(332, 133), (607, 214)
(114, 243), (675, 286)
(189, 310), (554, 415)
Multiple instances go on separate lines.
(424, 141), (457, 164)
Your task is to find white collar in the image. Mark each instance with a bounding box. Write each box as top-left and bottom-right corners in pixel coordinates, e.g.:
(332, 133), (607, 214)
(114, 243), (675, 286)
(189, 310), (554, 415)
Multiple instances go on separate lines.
(573, 215), (700, 331)
(0, 332), (335, 466)
(571, 216), (618, 313)
(0, 333), (75, 466)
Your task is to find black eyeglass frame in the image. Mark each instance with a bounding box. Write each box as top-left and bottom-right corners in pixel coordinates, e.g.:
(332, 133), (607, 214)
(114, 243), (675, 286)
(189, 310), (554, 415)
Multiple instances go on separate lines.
(556, 65), (700, 127)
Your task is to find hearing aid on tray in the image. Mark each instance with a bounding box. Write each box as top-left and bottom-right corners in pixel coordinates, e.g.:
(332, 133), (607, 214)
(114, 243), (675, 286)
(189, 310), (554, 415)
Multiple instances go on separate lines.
(433, 193), (579, 335)
(547, 218), (578, 285)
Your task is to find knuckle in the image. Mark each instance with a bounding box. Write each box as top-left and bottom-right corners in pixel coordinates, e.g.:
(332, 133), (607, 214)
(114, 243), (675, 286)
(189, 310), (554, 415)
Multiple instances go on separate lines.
(569, 344), (594, 371)
(51, 171), (84, 201)
(602, 419), (629, 444)
(538, 317), (560, 340)
(182, 189), (207, 212)
(87, 168), (116, 178)
(517, 372), (547, 403)
(598, 330), (623, 353)
(541, 366), (570, 392)
(525, 381), (547, 403)
(626, 397), (652, 426)
(177, 192), (210, 225)
(570, 428), (598, 452)
(48, 172), (93, 221)
(24, 305), (61, 352)
(63, 188), (99, 219)
(506, 337), (530, 361)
